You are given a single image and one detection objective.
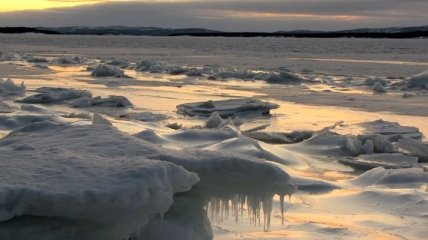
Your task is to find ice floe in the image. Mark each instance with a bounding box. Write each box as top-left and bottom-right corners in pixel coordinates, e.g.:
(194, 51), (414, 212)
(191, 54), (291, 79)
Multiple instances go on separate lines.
(177, 98), (279, 117)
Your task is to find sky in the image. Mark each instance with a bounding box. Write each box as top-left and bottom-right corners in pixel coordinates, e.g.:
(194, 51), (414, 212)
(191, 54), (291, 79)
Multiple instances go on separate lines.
(0, 0), (427, 31)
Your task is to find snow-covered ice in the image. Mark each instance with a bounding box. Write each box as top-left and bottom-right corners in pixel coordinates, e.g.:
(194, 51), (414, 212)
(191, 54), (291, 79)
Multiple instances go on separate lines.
(0, 122), (198, 240)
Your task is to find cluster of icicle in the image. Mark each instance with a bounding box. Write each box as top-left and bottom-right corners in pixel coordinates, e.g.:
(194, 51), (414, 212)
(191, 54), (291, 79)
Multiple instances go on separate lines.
(206, 194), (288, 232)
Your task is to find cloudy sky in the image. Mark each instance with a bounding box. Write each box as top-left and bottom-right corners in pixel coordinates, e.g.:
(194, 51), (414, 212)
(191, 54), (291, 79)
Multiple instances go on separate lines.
(0, 0), (427, 31)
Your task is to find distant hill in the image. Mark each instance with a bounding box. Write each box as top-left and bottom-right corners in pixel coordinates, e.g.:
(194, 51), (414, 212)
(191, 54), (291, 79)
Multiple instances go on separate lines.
(37, 26), (221, 36)
(1, 25), (427, 38)
(0, 27), (59, 35)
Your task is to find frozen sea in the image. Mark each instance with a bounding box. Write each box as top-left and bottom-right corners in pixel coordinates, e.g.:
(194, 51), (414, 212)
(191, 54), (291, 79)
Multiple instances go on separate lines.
(0, 34), (427, 240)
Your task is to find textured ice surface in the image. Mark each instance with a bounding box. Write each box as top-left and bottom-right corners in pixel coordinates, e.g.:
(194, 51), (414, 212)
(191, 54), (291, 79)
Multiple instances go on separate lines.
(177, 98), (279, 117)
(18, 87), (91, 104)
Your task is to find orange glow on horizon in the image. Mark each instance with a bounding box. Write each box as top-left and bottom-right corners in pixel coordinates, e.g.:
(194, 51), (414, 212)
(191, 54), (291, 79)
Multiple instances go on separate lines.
(218, 10), (366, 21)
(0, 0), (101, 12)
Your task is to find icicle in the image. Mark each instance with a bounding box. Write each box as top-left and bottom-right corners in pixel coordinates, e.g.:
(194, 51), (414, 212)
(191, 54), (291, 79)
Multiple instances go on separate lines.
(280, 194), (285, 225)
(160, 212), (164, 240)
(207, 193), (280, 232)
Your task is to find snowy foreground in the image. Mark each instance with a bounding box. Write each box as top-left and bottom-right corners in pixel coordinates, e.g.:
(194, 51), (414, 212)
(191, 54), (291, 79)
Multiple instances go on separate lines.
(0, 37), (428, 240)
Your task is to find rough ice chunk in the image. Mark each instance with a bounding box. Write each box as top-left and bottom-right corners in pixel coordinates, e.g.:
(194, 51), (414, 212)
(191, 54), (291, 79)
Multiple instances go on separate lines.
(20, 104), (51, 114)
(406, 70), (428, 89)
(177, 98), (279, 118)
(263, 71), (303, 84)
(92, 113), (112, 126)
(0, 114), (66, 130)
(71, 95), (133, 108)
(358, 134), (394, 153)
(26, 57), (49, 64)
(51, 55), (88, 65)
(209, 68), (257, 80)
(166, 122), (183, 130)
(17, 87), (91, 104)
(0, 79), (26, 97)
(205, 112), (227, 128)
(0, 100), (13, 113)
(104, 59), (130, 68)
(91, 64), (128, 78)
(0, 51), (22, 61)
(119, 112), (169, 122)
(61, 112), (92, 119)
(345, 137), (364, 156)
(372, 81), (387, 93)
(364, 77), (387, 86)
(134, 59), (165, 73)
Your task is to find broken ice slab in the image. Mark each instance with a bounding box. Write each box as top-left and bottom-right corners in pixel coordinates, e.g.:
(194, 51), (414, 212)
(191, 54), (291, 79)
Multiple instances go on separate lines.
(339, 153), (419, 171)
(71, 95), (133, 108)
(396, 138), (428, 162)
(349, 167), (427, 187)
(176, 98), (279, 118)
(358, 119), (422, 141)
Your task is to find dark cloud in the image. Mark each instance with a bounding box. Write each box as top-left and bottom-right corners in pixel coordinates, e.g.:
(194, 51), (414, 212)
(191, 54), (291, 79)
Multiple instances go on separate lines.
(0, 0), (427, 31)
